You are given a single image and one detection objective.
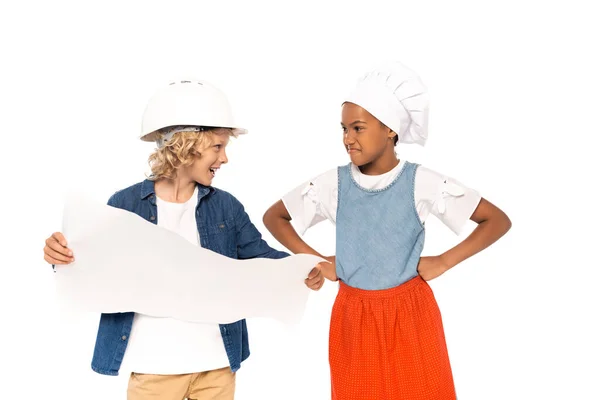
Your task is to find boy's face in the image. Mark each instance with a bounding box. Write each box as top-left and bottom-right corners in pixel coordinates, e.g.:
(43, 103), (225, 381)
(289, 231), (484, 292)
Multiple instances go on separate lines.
(186, 133), (230, 186)
(341, 102), (396, 167)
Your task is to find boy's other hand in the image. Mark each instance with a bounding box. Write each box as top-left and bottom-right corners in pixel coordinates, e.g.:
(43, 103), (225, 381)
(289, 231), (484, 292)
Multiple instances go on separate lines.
(43, 232), (74, 265)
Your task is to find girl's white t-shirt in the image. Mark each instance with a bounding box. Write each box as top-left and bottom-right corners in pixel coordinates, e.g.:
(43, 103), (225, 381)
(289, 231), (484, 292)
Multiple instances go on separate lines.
(282, 160), (482, 236)
(120, 186), (230, 375)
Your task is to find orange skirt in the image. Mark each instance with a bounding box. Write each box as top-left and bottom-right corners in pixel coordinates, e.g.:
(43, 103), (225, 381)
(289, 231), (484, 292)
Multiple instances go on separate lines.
(329, 277), (456, 400)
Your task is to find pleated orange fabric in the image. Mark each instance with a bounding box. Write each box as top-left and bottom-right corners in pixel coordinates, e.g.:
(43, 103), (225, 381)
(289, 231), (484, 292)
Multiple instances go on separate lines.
(329, 277), (456, 400)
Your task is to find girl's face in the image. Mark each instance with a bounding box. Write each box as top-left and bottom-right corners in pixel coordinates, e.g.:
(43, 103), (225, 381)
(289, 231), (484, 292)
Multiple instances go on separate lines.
(182, 133), (230, 186)
(341, 102), (396, 168)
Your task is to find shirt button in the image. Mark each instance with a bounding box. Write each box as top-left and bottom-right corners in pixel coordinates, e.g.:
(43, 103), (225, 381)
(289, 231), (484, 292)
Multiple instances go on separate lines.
(121, 335), (127, 341)
(150, 216), (156, 221)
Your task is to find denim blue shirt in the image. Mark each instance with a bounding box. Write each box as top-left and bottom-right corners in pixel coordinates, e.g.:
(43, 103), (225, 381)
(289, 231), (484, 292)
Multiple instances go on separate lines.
(88, 179), (288, 376)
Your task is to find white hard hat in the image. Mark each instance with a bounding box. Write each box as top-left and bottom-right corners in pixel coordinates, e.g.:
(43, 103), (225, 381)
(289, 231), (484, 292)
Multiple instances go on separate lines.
(140, 79), (247, 145)
(344, 61), (429, 146)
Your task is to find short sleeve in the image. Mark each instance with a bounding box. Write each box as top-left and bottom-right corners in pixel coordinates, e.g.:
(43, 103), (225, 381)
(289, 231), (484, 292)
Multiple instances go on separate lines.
(414, 166), (482, 235)
(281, 168), (338, 236)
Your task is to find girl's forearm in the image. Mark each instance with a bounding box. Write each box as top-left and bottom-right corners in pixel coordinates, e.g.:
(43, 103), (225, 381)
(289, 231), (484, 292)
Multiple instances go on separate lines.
(263, 202), (326, 258)
(441, 199), (512, 269)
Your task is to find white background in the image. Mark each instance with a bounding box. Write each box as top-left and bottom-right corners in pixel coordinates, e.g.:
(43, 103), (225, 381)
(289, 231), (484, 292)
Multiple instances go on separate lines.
(1, 0), (599, 399)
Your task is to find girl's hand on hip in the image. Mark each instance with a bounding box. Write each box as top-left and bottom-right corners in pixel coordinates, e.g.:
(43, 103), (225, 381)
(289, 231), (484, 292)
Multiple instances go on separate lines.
(417, 256), (450, 281)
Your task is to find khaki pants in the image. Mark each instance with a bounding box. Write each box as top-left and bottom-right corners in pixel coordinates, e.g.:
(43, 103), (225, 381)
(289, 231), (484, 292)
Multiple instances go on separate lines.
(127, 367), (236, 400)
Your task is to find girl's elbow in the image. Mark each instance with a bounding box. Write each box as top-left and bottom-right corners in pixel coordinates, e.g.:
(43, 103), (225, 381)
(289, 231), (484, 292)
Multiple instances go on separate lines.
(499, 210), (512, 234)
(263, 208), (283, 229)
(262, 210), (274, 228)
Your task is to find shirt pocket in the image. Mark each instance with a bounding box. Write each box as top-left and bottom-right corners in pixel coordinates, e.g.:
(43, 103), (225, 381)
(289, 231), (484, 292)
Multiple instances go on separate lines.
(205, 218), (236, 256)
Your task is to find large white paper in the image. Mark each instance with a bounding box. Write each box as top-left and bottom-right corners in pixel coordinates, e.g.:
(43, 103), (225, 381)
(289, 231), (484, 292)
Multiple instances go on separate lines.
(54, 194), (324, 325)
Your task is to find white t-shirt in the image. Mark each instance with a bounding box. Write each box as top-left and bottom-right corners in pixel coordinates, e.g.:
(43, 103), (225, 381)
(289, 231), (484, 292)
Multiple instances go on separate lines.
(120, 186), (230, 375)
(282, 160), (482, 236)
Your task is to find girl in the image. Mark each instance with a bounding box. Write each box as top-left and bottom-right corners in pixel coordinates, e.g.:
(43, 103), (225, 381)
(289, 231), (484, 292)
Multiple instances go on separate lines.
(43, 80), (323, 400)
(263, 62), (512, 399)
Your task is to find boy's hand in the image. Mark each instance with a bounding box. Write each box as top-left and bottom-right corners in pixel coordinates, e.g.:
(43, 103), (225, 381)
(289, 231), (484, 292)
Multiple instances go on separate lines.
(305, 265), (324, 291)
(417, 256), (450, 281)
(305, 256), (337, 291)
(43, 232), (74, 265)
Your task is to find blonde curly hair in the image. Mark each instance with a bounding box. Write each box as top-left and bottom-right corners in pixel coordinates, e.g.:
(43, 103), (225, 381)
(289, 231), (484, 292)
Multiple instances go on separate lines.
(148, 127), (236, 180)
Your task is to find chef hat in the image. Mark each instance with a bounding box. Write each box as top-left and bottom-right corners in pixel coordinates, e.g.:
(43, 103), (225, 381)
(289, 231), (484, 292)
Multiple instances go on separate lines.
(344, 61), (429, 146)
